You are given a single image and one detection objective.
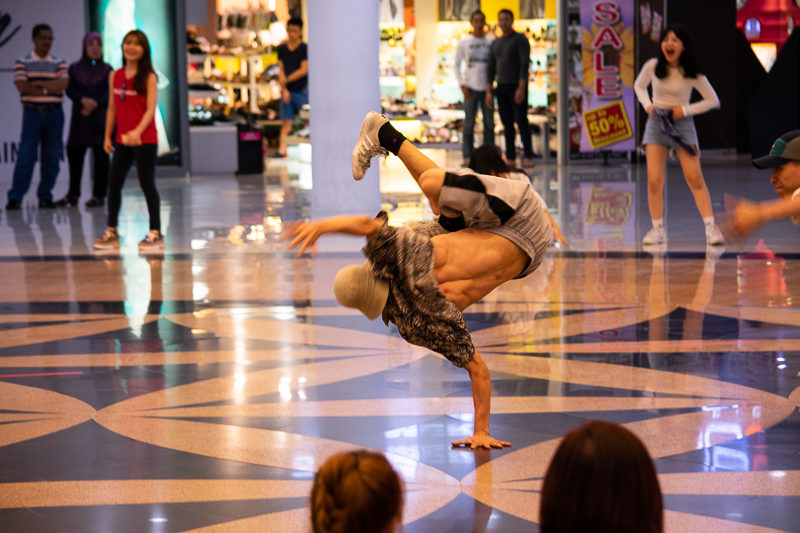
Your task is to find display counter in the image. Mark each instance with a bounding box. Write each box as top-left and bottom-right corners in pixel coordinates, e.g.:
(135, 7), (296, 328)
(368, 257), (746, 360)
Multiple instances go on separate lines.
(190, 124), (238, 175)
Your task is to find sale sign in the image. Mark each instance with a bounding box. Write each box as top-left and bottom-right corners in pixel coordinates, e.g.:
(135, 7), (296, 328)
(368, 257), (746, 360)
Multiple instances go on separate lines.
(579, 0), (636, 152)
(583, 100), (632, 149)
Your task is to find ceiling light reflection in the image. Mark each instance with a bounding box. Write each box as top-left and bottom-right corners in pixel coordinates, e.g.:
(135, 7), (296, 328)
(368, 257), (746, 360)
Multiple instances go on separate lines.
(193, 282), (209, 301)
(279, 376), (292, 401)
(292, 453), (315, 472)
(264, 215), (282, 233)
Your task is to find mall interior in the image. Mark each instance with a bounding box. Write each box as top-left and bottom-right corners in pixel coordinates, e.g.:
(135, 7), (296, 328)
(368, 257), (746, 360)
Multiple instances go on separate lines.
(0, 0), (799, 531)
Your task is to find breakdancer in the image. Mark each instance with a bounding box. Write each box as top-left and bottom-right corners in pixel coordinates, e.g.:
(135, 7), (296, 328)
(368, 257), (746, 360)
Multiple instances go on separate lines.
(284, 112), (553, 449)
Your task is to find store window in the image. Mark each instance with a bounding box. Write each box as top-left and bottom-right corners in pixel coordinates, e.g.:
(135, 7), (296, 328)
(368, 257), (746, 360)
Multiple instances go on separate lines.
(379, 0), (558, 157)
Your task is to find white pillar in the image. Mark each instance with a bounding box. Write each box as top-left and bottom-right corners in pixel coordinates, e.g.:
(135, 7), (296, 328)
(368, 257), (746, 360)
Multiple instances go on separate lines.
(413, 0), (437, 107)
(307, 0), (381, 223)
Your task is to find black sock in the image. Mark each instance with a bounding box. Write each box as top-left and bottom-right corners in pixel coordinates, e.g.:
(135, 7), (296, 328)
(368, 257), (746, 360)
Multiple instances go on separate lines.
(378, 122), (406, 155)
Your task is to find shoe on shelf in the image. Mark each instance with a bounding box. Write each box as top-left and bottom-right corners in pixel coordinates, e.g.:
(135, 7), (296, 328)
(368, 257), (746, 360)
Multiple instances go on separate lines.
(705, 224), (725, 246)
(5, 199), (21, 211)
(94, 227), (120, 250)
(38, 199), (56, 209)
(85, 197), (104, 207)
(138, 229), (164, 251)
(642, 226), (666, 245)
(352, 111), (389, 180)
(269, 152), (287, 159)
(55, 195), (78, 207)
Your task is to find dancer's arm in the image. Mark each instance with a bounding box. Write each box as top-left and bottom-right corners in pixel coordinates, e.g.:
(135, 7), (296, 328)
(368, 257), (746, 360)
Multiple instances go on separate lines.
(451, 350), (511, 449)
(730, 196), (800, 236)
(282, 214), (384, 255)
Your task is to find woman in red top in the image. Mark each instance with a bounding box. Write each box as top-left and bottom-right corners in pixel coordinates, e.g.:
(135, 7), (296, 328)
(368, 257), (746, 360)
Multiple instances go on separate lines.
(94, 30), (162, 250)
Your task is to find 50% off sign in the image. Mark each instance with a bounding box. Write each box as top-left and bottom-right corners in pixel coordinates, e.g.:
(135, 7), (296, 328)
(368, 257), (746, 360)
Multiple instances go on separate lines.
(582, 101), (632, 149)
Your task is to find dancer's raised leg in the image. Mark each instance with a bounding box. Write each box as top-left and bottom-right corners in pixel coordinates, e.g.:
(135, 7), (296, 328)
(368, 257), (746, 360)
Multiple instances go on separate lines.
(352, 112), (440, 183)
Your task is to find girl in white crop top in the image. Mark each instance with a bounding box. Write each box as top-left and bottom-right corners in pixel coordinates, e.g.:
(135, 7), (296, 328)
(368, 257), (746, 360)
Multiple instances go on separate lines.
(633, 24), (724, 247)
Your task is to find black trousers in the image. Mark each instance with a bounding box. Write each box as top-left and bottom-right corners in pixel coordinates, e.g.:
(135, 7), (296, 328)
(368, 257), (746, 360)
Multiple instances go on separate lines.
(107, 143), (160, 231)
(66, 144), (109, 199)
(494, 83), (534, 160)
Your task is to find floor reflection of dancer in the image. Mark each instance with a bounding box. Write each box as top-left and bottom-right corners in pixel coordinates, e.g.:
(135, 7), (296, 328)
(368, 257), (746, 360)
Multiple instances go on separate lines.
(634, 24), (724, 247)
(283, 112), (553, 449)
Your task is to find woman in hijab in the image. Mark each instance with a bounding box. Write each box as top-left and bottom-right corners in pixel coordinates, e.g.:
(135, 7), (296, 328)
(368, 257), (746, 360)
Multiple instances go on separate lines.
(57, 32), (113, 207)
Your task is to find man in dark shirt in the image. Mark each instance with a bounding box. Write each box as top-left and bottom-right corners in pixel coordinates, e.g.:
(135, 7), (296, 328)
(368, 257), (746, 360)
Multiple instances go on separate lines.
(274, 17), (308, 158)
(486, 9), (534, 166)
(7, 24), (69, 211)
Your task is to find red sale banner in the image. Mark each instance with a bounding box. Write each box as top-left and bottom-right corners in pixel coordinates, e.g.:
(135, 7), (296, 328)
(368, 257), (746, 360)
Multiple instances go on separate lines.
(578, 0), (636, 152)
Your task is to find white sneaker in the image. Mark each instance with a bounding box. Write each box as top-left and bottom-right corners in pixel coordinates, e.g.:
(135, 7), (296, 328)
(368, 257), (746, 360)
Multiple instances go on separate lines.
(351, 111), (389, 180)
(643, 242), (667, 257)
(705, 224), (724, 246)
(705, 244), (725, 261)
(642, 226), (666, 245)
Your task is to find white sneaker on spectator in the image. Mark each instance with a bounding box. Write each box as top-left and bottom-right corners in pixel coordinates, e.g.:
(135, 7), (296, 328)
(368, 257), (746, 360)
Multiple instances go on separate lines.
(642, 226), (666, 245)
(643, 242), (667, 258)
(351, 111), (389, 180)
(705, 224), (725, 246)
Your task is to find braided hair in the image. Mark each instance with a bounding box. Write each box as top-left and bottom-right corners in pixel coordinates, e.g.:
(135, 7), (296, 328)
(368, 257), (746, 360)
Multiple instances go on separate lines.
(311, 450), (404, 533)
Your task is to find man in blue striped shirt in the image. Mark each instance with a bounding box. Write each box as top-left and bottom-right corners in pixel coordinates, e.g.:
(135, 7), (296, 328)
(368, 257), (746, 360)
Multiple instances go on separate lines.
(6, 24), (68, 211)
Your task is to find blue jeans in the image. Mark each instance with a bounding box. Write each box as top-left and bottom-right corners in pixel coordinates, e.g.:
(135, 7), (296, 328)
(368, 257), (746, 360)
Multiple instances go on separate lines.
(8, 106), (64, 203)
(494, 84), (533, 160)
(279, 87), (309, 120)
(462, 88), (495, 160)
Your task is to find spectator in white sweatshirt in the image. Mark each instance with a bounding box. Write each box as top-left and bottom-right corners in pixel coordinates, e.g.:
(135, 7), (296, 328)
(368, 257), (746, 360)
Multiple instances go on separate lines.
(634, 24), (723, 248)
(455, 10), (494, 166)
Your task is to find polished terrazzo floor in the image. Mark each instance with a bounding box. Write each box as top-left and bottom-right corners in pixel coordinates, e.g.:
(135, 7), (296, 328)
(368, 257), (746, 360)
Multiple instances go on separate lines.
(0, 152), (799, 532)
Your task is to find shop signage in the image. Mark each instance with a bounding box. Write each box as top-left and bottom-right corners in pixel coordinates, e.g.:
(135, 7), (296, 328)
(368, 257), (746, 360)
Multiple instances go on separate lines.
(578, 0), (636, 152)
(584, 184), (633, 227)
(583, 100), (632, 149)
(578, 181), (636, 251)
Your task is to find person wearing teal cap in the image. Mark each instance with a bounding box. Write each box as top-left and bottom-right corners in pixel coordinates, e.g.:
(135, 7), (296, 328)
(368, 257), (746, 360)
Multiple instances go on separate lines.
(728, 130), (800, 236)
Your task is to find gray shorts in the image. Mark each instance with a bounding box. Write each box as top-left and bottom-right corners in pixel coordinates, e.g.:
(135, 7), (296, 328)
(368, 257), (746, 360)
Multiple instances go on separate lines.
(642, 115), (699, 152)
(487, 189), (552, 278)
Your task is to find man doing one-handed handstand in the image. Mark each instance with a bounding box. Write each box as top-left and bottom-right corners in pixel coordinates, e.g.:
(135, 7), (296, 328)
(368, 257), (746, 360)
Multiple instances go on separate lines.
(284, 112), (553, 449)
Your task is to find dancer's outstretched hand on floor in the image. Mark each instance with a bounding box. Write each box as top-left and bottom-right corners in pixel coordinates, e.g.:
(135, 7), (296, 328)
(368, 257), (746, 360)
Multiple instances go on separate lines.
(452, 433), (511, 450)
